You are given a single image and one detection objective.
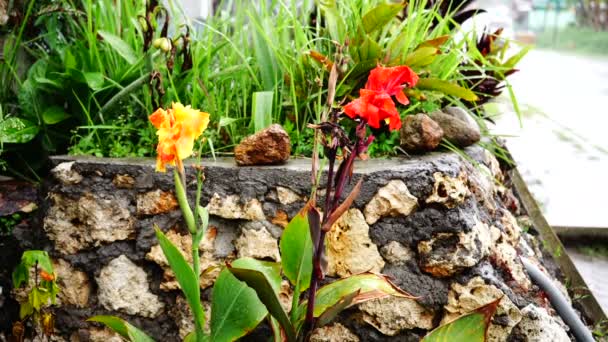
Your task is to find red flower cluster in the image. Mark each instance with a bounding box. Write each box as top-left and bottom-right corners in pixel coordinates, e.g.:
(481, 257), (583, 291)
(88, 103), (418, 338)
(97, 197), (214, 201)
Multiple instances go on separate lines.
(343, 66), (419, 131)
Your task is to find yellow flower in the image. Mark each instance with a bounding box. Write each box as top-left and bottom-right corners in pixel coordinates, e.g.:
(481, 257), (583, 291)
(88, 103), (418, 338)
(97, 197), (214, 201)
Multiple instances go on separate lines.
(149, 102), (210, 172)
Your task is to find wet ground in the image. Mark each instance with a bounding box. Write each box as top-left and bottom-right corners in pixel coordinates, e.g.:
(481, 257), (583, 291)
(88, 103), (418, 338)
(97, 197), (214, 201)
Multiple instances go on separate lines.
(490, 48), (608, 314)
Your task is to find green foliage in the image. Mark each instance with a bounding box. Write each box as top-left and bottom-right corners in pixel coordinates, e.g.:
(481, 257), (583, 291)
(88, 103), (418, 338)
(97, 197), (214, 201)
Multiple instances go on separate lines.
(0, 212), (22, 235)
(421, 298), (501, 342)
(279, 206), (313, 293)
(88, 316), (155, 342)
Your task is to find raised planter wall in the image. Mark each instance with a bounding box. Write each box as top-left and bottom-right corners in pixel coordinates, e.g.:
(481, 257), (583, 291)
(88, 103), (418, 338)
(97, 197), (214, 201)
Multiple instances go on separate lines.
(8, 147), (587, 341)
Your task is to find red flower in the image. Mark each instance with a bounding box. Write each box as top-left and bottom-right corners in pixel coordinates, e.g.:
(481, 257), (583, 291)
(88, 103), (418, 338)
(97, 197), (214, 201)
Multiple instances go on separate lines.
(365, 65), (419, 105)
(343, 89), (401, 130)
(343, 65), (418, 131)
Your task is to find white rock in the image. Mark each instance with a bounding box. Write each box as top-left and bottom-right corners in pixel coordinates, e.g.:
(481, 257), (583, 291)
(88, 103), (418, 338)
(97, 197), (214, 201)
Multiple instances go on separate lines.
(208, 193), (265, 221)
(359, 296), (435, 335)
(364, 180), (418, 225)
(136, 189), (178, 216)
(235, 227), (281, 261)
(380, 241), (414, 264)
(492, 242), (532, 291)
(515, 304), (570, 342)
(442, 277), (522, 342)
(51, 161), (82, 185)
(97, 255), (164, 318)
(53, 259), (90, 308)
(426, 172), (469, 208)
(326, 209), (385, 277)
(276, 186), (304, 205)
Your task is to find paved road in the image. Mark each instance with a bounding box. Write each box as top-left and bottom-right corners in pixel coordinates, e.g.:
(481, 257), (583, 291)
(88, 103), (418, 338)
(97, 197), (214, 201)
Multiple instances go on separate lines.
(492, 49), (608, 228)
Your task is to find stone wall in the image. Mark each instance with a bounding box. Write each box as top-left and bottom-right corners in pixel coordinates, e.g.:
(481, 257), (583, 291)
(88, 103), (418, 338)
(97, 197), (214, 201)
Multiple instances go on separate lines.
(10, 147), (577, 341)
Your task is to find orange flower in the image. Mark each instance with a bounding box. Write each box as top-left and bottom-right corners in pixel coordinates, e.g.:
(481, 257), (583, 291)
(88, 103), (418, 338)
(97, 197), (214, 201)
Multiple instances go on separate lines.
(343, 89), (401, 130)
(40, 270), (55, 282)
(365, 65), (419, 105)
(149, 102), (210, 172)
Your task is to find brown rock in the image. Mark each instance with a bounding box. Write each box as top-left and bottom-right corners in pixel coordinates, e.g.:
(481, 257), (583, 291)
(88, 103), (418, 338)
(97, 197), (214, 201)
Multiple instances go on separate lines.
(425, 172), (469, 209)
(136, 189), (178, 216)
(234, 124), (291, 166)
(112, 174), (135, 188)
(310, 323), (359, 342)
(400, 114), (444, 152)
(429, 110), (481, 148)
(53, 259), (91, 308)
(359, 297), (435, 335)
(235, 227), (281, 261)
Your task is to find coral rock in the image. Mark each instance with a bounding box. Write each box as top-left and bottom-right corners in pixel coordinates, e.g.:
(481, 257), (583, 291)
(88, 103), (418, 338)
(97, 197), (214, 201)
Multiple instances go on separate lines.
(429, 109), (480, 148)
(326, 209), (385, 277)
(512, 304), (570, 342)
(53, 259), (90, 308)
(235, 227), (281, 261)
(208, 193), (265, 221)
(442, 277), (522, 342)
(44, 193), (134, 254)
(364, 180), (418, 225)
(380, 241), (414, 265)
(235, 124), (291, 166)
(51, 161), (82, 185)
(426, 172), (469, 208)
(310, 323), (359, 342)
(492, 242), (532, 290)
(359, 297), (435, 335)
(399, 113), (444, 153)
(97, 255), (164, 318)
(112, 174), (135, 188)
(276, 186), (304, 205)
(418, 219), (492, 277)
(137, 189), (178, 216)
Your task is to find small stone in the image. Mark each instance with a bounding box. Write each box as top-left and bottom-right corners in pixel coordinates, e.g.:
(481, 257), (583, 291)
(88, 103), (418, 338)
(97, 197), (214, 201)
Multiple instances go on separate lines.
(426, 172), (469, 209)
(276, 186), (304, 205)
(208, 193), (265, 221)
(418, 219), (491, 277)
(51, 161), (82, 185)
(235, 124), (291, 166)
(443, 106), (481, 137)
(364, 180), (418, 225)
(512, 304), (570, 342)
(310, 323), (359, 342)
(235, 227), (281, 261)
(399, 114), (444, 153)
(137, 189), (178, 216)
(112, 174), (135, 188)
(492, 242), (531, 290)
(97, 255), (164, 318)
(44, 193), (134, 254)
(359, 297), (435, 335)
(53, 259), (90, 308)
(380, 241), (414, 265)
(442, 277), (522, 342)
(429, 110), (480, 148)
(326, 209), (385, 278)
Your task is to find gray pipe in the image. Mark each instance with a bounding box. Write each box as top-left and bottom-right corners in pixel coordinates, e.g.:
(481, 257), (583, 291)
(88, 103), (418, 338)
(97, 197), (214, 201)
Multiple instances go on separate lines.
(520, 257), (595, 342)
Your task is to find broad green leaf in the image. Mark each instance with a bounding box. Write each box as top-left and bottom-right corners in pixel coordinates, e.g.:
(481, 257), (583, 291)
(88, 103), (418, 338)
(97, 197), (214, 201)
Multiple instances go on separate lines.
(416, 78), (479, 101)
(362, 3), (405, 34)
(42, 106), (70, 125)
(98, 30), (137, 64)
(154, 228), (205, 332)
(405, 47), (439, 68)
(280, 205), (313, 292)
(252, 91), (273, 133)
(316, 290), (359, 328)
(296, 273), (414, 323)
(503, 45), (531, 70)
(21, 250), (54, 273)
(421, 298), (501, 342)
(0, 117), (39, 144)
(88, 316), (155, 342)
(12, 263), (29, 288)
(352, 35), (382, 63)
(228, 258), (296, 342)
(250, 12), (278, 91)
(210, 268), (268, 342)
(83, 72), (105, 90)
(19, 300), (33, 319)
(317, 0), (346, 43)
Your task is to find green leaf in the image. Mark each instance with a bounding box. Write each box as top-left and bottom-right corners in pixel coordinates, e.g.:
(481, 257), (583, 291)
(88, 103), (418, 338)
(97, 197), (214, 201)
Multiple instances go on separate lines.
(421, 298), (501, 342)
(295, 273), (414, 324)
(316, 290), (359, 328)
(154, 228), (205, 333)
(280, 205), (313, 293)
(405, 47), (439, 68)
(210, 268), (268, 342)
(228, 258), (296, 342)
(416, 78), (479, 101)
(317, 0), (346, 43)
(250, 12), (278, 91)
(252, 91), (273, 132)
(42, 106), (70, 125)
(352, 35), (382, 63)
(503, 45), (531, 70)
(12, 262), (29, 288)
(362, 3), (405, 34)
(98, 30), (137, 64)
(83, 72), (105, 90)
(29, 287), (50, 311)
(21, 250), (54, 273)
(88, 316), (156, 342)
(218, 117), (238, 128)
(19, 300), (33, 319)
(0, 117), (39, 144)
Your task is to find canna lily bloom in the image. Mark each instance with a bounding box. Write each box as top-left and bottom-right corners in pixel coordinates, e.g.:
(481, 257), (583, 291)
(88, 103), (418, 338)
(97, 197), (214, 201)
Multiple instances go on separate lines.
(343, 89), (402, 130)
(40, 270), (55, 282)
(149, 102), (210, 172)
(365, 65), (419, 105)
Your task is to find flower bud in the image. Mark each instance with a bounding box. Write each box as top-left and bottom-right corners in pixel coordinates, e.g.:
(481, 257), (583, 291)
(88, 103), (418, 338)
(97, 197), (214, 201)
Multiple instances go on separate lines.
(152, 37), (163, 48)
(159, 38), (172, 52)
(138, 17), (148, 32)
